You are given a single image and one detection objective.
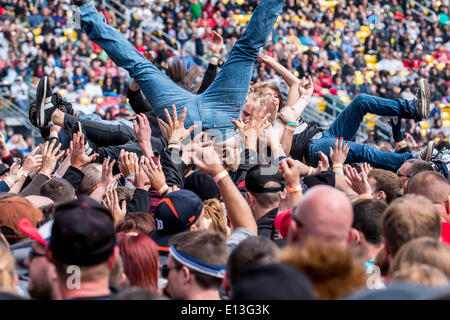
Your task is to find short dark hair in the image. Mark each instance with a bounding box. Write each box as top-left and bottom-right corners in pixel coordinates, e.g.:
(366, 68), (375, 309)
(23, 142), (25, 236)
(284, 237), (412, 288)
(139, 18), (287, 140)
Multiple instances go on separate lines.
(36, 203), (56, 227)
(368, 169), (403, 203)
(352, 199), (387, 245)
(404, 159), (433, 178)
(40, 178), (75, 203)
(78, 163), (102, 195)
(227, 236), (279, 284)
(169, 230), (229, 290)
(115, 212), (155, 234)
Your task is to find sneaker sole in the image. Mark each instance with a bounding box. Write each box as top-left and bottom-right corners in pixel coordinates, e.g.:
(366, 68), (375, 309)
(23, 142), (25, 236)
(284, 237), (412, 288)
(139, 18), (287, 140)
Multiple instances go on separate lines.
(37, 77), (54, 128)
(424, 140), (435, 162)
(419, 79), (430, 120)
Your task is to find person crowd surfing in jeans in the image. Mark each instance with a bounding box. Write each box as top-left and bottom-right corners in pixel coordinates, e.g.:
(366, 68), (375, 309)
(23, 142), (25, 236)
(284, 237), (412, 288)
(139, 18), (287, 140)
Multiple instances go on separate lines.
(59, 0), (286, 141)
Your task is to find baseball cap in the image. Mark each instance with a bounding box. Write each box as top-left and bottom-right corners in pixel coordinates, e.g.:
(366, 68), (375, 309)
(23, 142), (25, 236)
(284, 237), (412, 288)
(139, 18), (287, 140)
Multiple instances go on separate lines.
(49, 196), (116, 266)
(245, 165), (285, 193)
(274, 209), (292, 239)
(232, 263), (316, 300)
(152, 190), (203, 248)
(184, 170), (220, 201)
(0, 197), (43, 243)
(18, 218), (53, 245)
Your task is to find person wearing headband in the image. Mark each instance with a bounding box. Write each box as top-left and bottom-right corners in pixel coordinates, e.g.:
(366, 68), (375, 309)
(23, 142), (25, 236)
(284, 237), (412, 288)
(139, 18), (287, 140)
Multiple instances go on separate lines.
(161, 230), (229, 300)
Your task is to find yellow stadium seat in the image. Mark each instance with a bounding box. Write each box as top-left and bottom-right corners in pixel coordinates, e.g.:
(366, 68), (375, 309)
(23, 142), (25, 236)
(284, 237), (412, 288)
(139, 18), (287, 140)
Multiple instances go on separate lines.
(442, 112), (450, 121)
(318, 101), (326, 112)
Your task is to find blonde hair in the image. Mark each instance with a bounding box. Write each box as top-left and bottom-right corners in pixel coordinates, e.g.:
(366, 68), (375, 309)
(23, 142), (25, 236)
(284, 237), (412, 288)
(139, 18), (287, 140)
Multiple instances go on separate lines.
(279, 240), (367, 300)
(203, 199), (230, 238)
(382, 195), (441, 256)
(390, 237), (450, 277)
(391, 263), (449, 288)
(0, 244), (16, 293)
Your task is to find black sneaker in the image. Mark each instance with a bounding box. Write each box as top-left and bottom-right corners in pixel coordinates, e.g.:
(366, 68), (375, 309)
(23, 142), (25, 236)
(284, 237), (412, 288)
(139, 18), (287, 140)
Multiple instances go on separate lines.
(414, 140), (435, 162)
(52, 93), (75, 116)
(71, 121), (95, 156)
(35, 76), (57, 128)
(414, 78), (430, 120)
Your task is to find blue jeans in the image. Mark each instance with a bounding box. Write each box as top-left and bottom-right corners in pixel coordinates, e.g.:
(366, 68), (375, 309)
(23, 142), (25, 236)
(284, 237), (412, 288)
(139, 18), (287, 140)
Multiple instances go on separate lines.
(308, 94), (418, 172)
(78, 0), (285, 140)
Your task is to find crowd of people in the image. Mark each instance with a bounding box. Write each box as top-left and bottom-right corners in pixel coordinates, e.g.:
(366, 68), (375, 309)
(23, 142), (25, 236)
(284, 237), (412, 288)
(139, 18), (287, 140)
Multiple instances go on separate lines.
(0, 0), (449, 301)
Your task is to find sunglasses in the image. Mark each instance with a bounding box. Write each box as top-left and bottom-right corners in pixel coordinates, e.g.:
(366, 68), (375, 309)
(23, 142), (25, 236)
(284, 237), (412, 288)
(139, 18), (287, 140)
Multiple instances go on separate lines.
(28, 249), (45, 261)
(161, 264), (182, 279)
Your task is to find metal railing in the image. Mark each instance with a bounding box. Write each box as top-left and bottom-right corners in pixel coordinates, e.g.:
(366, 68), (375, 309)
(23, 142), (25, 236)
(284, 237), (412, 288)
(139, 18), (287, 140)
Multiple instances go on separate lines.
(406, 0), (438, 23)
(0, 95), (43, 144)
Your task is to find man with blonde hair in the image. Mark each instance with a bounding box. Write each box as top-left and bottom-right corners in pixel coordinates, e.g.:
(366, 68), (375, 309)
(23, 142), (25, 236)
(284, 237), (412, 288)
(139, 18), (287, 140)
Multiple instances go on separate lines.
(382, 194), (441, 263)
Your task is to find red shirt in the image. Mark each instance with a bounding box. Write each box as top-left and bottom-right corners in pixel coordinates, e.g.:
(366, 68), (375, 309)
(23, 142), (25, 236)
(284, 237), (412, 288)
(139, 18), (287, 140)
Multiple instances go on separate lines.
(441, 222), (450, 245)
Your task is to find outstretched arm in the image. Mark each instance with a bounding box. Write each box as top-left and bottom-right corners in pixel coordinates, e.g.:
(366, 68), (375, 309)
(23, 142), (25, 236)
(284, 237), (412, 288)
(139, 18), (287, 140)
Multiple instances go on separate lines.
(257, 52), (300, 107)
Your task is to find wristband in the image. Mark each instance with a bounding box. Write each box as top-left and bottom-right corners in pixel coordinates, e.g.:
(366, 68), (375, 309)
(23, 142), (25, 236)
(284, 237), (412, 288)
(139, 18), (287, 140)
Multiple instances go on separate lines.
(307, 166), (314, 175)
(168, 144), (181, 150)
(213, 170), (229, 184)
(168, 141), (181, 146)
(210, 56), (220, 63)
(360, 194), (373, 200)
(158, 184), (169, 195)
(18, 169), (29, 178)
(396, 141), (406, 147)
(333, 164), (343, 169)
(285, 122), (297, 127)
(271, 143), (282, 151)
(1, 149), (10, 157)
(287, 185), (302, 194)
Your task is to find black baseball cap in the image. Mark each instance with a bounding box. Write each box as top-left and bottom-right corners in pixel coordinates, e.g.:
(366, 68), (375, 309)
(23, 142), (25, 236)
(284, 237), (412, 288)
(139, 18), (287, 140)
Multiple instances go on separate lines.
(49, 196), (116, 267)
(184, 170), (220, 201)
(152, 190), (203, 248)
(245, 165), (285, 193)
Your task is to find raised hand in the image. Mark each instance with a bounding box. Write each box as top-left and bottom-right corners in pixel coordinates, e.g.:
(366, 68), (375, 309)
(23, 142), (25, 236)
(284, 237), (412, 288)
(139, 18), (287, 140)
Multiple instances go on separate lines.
(133, 113), (151, 145)
(257, 52), (276, 65)
(210, 31), (223, 58)
(103, 187), (126, 225)
(133, 156), (150, 191)
(118, 149), (137, 178)
(360, 163), (372, 176)
(190, 144), (224, 177)
(133, 113), (154, 157)
(298, 75), (314, 100)
(279, 158), (302, 188)
(142, 156), (167, 193)
(70, 132), (99, 170)
(100, 156), (116, 188)
(318, 151), (330, 172)
(143, 51), (154, 63)
(21, 146), (42, 175)
(330, 137), (350, 166)
(232, 106), (271, 142)
(39, 140), (65, 177)
(158, 105), (197, 144)
(344, 166), (372, 195)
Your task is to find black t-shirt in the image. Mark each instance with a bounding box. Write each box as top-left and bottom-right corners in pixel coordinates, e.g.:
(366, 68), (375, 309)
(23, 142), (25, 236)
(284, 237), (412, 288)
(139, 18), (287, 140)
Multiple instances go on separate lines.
(289, 118), (321, 164)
